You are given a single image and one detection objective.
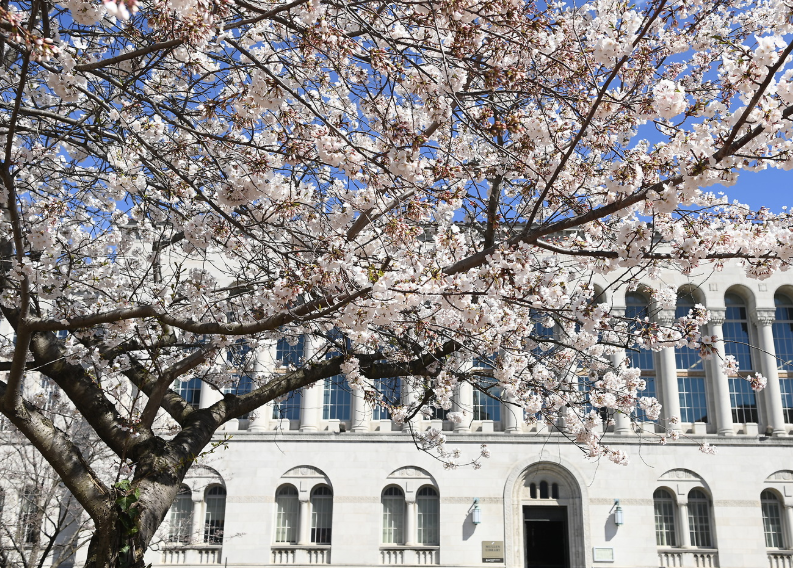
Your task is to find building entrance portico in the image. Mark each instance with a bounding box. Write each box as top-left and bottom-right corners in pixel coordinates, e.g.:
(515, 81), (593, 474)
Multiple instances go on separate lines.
(504, 459), (588, 568)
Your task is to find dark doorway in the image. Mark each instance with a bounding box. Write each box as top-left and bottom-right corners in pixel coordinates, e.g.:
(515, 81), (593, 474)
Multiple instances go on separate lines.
(523, 506), (568, 568)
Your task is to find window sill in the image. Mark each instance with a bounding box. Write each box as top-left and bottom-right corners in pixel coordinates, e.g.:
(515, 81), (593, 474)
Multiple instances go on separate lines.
(380, 546), (439, 565)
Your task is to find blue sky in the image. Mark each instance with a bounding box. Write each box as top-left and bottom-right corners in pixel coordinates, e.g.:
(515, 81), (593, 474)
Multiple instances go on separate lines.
(712, 168), (793, 213)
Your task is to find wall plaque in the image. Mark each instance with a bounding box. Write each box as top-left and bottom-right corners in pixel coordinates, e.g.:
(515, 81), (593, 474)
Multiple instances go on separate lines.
(592, 547), (615, 562)
(482, 541), (504, 563)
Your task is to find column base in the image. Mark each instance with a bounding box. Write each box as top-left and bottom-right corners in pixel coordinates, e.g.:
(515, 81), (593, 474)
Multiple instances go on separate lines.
(300, 426), (319, 432)
(717, 428), (735, 436)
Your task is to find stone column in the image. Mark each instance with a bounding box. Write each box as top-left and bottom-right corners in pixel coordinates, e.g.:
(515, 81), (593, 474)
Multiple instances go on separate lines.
(191, 494), (204, 544)
(610, 347), (632, 436)
(352, 389), (370, 432)
(709, 309), (734, 436)
(455, 382), (473, 433)
(753, 309), (787, 437)
(402, 378), (420, 434)
(404, 498), (417, 546)
(199, 380), (221, 410)
(677, 500), (691, 548)
(784, 504), (793, 550)
(657, 311), (682, 432)
(297, 497), (312, 545)
(300, 337), (321, 432)
(249, 339), (273, 432)
(503, 390), (520, 433)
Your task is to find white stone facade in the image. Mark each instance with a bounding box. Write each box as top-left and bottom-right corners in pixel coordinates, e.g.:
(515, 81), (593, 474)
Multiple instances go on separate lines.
(146, 263), (793, 568)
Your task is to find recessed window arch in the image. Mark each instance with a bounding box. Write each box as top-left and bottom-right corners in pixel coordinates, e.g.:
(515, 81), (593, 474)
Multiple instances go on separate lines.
(382, 486), (405, 544)
(772, 293), (793, 423)
(168, 485), (193, 543)
(724, 292), (758, 423)
(761, 490), (784, 548)
(417, 486), (439, 545)
(204, 486), (226, 544)
(653, 488), (677, 546)
(275, 485), (299, 544)
(311, 485), (333, 544)
(688, 489), (713, 548)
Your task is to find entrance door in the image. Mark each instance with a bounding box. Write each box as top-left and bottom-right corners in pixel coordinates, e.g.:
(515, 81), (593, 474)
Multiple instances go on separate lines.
(523, 506), (568, 568)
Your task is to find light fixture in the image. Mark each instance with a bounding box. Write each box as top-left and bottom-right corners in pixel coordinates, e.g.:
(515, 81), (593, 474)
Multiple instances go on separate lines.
(613, 499), (624, 526)
(471, 498), (482, 525)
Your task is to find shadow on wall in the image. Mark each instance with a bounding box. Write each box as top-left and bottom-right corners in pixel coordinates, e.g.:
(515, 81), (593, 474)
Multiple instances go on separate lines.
(603, 513), (619, 542)
(462, 512), (477, 541)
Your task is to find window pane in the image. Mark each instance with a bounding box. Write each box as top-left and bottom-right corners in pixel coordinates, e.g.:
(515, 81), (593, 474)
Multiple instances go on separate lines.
(177, 378), (202, 409)
(204, 487), (226, 544)
(168, 487), (192, 543)
(675, 298), (703, 371)
(688, 490), (712, 548)
(473, 378), (501, 421)
(20, 486), (39, 545)
(417, 487), (439, 545)
(653, 489), (676, 547)
(372, 377), (401, 420)
(275, 486), (299, 543)
(323, 377), (351, 421)
(678, 377), (708, 423)
(276, 335), (305, 367)
(781, 378), (793, 423)
(311, 487), (333, 544)
(225, 375), (253, 419)
(272, 390), (302, 420)
(729, 377), (758, 423)
(382, 488), (405, 544)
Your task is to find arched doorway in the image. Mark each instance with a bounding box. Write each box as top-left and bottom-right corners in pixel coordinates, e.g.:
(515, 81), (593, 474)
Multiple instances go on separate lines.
(504, 461), (588, 568)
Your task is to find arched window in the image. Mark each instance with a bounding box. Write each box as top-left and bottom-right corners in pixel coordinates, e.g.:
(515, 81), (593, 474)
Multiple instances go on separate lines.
(761, 490), (784, 548)
(311, 486), (333, 544)
(275, 485), (299, 543)
(382, 487), (405, 544)
(539, 481), (549, 499)
(676, 294), (708, 424)
(168, 486), (192, 543)
(417, 487), (439, 545)
(653, 489), (677, 546)
(772, 294), (793, 423)
(688, 489), (713, 548)
(724, 293), (758, 423)
(529, 483), (537, 499)
(204, 486), (226, 544)
(551, 483), (559, 499)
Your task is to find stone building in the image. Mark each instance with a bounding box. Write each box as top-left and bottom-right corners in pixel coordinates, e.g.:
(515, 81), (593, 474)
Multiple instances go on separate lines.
(146, 262), (793, 568)
(2, 262), (793, 568)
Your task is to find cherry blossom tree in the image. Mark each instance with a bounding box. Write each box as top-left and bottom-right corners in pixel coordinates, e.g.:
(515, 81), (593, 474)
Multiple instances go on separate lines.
(1, 0), (792, 565)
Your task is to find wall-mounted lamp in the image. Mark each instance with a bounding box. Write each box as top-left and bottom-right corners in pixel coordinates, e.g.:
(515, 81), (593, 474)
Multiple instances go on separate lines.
(613, 499), (624, 526)
(471, 498), (482, 525)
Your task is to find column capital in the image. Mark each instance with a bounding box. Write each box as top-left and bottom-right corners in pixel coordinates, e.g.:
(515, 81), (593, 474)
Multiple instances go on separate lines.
(709, 309), (726, 326)
(656, 310), (676, 326)
(752, 308), (776, 327)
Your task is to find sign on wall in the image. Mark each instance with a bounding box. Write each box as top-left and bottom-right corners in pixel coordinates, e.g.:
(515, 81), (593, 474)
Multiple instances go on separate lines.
(482, 541), (504, 563)
(592, 547), (615, 562)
